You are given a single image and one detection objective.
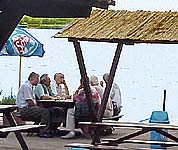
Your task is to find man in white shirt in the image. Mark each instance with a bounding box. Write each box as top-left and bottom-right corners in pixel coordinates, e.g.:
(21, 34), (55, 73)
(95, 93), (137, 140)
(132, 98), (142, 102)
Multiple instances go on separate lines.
(103, 73), (122, 115)
(50, 73), (70, 99)
(16, 72), (52, 138)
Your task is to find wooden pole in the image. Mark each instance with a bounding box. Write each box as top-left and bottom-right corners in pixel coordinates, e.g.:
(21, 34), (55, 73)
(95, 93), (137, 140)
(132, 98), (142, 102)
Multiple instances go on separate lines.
(97, 43), (123, 121)
(71, 38), (98, 122)
(163, 90), (166, 111)
(18, 56), (22, 89)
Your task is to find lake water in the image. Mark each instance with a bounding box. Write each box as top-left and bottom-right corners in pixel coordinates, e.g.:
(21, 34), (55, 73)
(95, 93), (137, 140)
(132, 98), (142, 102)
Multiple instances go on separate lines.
(0, 28), (178, 123)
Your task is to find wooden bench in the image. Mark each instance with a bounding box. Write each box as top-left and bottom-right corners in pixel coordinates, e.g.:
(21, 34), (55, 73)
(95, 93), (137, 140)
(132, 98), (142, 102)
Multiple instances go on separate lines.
(0, 124), (44, 150)
(0, 124), (44, 138)
(102, 115), (124, 121)
(0, 124), (44, 133)
(102, 138), (178, 147)
(65, 143), (127, 149)
(75, 121), (178, 148)
(124, 139), (178, 147)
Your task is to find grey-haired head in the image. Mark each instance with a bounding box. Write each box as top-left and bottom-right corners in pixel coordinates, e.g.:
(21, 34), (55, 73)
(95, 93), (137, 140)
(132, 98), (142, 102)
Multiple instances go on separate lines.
(28, 72), (39, 81)
(40, 74), (49, 83)
(103, 73), (109, 83)
(90, 75), (98, 85)
(54, 73), (64, 80)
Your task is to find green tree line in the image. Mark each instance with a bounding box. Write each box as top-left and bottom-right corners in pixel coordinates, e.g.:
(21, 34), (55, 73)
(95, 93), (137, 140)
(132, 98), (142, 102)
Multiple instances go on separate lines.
(19, 16), (74, 29)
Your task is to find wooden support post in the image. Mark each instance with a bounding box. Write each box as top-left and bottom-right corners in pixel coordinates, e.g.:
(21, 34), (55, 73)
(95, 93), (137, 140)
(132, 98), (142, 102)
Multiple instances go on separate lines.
(71, 38), (98, 122)
(97, 43), (123, 121)
(4, 111), (29, 150)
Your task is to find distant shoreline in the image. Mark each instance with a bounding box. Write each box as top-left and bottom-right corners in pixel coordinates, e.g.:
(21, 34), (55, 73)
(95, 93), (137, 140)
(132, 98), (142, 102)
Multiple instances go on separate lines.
(19, 16), (74, 29)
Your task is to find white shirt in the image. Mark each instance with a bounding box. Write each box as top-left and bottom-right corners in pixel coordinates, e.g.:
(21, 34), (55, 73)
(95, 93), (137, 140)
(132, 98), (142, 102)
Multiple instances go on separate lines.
(16, 81), (36, 108)
(110, 83), (122, 108)
(50, 80), (65, 97)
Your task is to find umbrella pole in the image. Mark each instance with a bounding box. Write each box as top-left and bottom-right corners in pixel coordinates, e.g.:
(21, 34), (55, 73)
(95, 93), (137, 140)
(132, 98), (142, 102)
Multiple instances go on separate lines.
(18, 56), (22, 88)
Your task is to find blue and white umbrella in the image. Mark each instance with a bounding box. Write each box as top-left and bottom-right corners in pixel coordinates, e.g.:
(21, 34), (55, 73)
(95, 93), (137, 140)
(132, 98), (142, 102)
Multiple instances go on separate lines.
(0, 27), (45, 57)
(0, 27), (45, 87)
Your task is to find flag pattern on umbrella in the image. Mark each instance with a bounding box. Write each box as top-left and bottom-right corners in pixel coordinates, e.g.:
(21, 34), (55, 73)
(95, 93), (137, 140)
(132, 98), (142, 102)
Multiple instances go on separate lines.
(0, 27), (45, 57)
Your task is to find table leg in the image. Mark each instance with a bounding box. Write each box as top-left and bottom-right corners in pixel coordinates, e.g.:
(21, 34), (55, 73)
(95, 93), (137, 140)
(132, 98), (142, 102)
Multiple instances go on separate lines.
(107, 128), (150, 145)
(91, 127), (101, 145)
(4, 111), (29, 150)
(155, 129), (178, 142)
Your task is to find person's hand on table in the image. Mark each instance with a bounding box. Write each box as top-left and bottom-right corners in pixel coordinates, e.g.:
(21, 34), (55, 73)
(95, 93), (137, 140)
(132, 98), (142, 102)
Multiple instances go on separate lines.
(50, 96), (57, 100)
(65, 95), (71, 99)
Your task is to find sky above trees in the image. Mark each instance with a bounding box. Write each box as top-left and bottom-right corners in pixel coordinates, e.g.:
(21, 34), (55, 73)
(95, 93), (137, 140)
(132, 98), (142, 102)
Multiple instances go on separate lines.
(110, 0), (178, 11)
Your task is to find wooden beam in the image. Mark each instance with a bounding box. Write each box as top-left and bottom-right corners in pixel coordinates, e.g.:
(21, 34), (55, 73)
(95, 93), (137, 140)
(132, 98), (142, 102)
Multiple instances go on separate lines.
(71, 39), (98, 122)
(97, 43), (123, 121)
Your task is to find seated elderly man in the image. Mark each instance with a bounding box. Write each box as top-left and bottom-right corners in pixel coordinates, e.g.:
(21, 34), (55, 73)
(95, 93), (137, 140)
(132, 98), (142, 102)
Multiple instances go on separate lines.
(50, 73), (71, 99)
(34, 74), (65, 133)
(16, 72), (53, 138)
(35, 74), (55, 100)
(103, 73), (122, 115)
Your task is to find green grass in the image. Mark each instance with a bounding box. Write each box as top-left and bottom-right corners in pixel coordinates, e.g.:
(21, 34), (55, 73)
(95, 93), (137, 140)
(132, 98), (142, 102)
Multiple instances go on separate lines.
(0, 98), (16, 105)
(19, 16), (74, 29)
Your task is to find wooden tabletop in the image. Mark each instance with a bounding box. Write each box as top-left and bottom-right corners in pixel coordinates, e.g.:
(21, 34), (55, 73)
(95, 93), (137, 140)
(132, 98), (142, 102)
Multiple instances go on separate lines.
(79, 121), (178, 130)
(37, 99), (74, 108)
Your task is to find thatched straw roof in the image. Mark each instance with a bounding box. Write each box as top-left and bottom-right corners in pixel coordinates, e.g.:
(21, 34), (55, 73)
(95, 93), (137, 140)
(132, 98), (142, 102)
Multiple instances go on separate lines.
(54, 9), (178, 44)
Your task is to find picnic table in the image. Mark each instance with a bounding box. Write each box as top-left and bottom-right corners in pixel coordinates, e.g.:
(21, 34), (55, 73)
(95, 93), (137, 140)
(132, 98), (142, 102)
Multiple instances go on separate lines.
(66, 121), (178, 149)
(0, 105), (43, 150)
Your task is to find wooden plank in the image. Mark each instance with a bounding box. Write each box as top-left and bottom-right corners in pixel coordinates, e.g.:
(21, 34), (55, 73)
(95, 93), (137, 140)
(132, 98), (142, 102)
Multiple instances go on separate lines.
(79, 121), (178, 130)
(103, 115), (124, 120)
(0, 125), (44, 132)
(65, 143), (127, 149)
(102, 138), (178, 146)
(124, 139), (178, 146)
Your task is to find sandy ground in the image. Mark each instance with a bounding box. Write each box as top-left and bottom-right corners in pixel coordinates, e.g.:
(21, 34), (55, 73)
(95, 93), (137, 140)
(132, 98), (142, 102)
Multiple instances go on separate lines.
(1, 127), (178, 150)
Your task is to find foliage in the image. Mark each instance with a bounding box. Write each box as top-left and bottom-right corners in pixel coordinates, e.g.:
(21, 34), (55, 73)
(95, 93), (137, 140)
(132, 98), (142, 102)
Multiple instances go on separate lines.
(0, 98), (16, 105)
(19, 16), (74, 29)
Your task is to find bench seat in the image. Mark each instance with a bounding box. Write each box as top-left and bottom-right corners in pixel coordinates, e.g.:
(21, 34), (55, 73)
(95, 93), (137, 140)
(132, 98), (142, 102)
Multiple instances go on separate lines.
(124, 139), (178, 146)
(65, 143), (127, 149)
(0, 124), (44, 132)
(102, 138), (178, 147)
(102, 115), (124, 121)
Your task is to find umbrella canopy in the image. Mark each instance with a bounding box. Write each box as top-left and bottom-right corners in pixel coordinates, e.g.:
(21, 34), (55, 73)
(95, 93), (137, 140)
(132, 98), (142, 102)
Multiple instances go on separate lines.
(0, 27), (45, 57)
(0, 27), (45, 88)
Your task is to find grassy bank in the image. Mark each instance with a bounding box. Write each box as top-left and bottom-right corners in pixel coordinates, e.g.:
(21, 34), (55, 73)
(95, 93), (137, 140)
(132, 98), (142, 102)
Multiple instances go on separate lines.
(0, 98), (16, 105)
(19, 16), (74, 29)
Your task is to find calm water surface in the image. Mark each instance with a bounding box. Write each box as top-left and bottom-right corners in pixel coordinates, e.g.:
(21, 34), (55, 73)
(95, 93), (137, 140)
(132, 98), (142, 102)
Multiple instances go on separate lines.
(0, 29), (178, 123)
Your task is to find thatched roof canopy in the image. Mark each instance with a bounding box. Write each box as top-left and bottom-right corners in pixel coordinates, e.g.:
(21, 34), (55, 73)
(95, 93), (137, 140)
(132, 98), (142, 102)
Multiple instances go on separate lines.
(54, 9), (178, 44)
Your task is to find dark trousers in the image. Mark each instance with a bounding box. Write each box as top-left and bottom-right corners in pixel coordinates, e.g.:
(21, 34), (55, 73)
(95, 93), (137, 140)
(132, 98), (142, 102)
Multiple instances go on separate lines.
(20, 106), (51, 134)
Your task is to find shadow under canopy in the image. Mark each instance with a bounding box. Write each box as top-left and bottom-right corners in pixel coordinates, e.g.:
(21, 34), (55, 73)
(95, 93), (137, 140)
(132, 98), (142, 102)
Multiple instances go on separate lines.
(0, 0), (114, 49)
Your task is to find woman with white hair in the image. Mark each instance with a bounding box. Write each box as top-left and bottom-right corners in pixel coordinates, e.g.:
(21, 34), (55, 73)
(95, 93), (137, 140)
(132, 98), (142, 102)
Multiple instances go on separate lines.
(90, 75), (113, 118)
